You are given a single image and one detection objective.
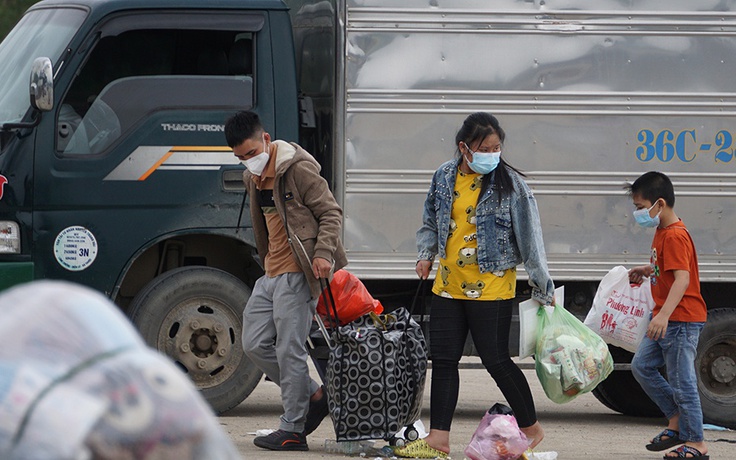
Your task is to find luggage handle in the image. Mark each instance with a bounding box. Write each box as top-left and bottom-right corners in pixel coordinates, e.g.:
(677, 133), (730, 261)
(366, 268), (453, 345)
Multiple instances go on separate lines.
(319, 277), (341, 331)
(313, 311), (333, 348)
(371, 280), (424, 332)
(408, 279), (424, 316)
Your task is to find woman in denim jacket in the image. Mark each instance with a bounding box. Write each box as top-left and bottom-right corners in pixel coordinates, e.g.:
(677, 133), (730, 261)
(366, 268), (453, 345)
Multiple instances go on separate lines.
(394, 113), (554, 459)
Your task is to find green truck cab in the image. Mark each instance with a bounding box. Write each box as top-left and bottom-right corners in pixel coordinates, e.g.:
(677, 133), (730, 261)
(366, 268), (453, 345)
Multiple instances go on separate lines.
(0, 0), (298, 413)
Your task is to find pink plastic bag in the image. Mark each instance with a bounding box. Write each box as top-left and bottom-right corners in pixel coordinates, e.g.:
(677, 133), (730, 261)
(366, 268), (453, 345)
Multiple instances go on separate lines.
(464, 412), (530, 460)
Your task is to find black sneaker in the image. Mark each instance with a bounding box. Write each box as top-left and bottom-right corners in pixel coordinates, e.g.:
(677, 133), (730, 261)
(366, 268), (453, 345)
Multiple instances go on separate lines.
(304, 386), (329, 435)
(253, 429), (308, 451)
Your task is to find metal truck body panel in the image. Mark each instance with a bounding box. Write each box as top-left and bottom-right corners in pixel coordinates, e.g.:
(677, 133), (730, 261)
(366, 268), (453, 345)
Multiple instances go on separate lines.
(284, 1), (736, 427)
(288, 0), (736, 284)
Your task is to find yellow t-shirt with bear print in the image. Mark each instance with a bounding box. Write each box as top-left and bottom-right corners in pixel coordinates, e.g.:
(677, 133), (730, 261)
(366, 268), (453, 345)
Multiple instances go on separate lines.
(431, 169), (516, 300)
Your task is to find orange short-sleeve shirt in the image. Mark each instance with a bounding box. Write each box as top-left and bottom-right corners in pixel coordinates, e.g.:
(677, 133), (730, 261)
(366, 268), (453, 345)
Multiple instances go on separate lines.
(649, 220), (707, 322)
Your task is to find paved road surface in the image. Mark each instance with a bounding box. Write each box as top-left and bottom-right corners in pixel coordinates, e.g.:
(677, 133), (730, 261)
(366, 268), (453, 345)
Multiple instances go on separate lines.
(219, 358), (736, 459)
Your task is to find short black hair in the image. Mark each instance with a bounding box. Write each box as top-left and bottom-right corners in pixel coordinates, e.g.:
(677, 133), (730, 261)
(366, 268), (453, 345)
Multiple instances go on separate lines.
(224, 111), (263, 148)
(626, 171), (675, 207)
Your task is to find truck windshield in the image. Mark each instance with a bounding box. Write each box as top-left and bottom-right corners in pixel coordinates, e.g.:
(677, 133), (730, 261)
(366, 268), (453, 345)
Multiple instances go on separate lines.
(0, 7), (86, 124)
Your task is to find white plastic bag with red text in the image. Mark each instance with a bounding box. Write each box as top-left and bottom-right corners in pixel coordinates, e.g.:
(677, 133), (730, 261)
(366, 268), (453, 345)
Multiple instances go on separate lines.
(584, 266), (655, 353)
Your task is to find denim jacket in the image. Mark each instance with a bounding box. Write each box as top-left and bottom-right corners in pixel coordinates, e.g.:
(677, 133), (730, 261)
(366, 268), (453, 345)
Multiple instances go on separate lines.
(416, 158), (555, 305)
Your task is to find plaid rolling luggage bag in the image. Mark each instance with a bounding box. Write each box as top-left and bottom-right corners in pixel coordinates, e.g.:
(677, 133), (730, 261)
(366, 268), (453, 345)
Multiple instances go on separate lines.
(320, 281), (427, 442)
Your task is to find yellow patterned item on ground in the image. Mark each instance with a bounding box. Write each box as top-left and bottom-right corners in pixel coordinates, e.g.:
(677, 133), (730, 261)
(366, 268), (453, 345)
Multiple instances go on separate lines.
(392, 439), (449, 459)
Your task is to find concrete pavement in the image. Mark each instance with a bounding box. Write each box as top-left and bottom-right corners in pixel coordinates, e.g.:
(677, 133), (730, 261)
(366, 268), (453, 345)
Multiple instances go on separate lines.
(218, 358), (736, 459)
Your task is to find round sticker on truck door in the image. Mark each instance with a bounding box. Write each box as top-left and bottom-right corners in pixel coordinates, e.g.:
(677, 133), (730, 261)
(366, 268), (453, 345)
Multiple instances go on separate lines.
(54, 226), (98, 271)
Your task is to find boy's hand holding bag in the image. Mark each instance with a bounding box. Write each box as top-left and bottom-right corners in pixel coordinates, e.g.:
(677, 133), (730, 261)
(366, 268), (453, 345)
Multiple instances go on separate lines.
(535, 304), (614, 403)
(584, 265), (655, 353)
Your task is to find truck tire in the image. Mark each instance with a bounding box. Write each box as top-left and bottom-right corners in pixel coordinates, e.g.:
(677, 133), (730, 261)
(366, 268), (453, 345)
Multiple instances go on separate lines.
(591, 346), (663, 417)
(696, 308), (736, 429)
(592, 370), (663, 417)
(129, 266), (261, 414)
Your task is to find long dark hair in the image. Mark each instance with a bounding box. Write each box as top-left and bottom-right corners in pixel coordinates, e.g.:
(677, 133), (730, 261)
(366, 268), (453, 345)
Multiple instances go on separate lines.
(454, 112), (525, 200)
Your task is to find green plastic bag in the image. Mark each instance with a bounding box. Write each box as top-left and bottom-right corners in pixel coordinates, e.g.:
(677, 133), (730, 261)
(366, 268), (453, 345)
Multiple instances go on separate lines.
(534, 304), (613, 404)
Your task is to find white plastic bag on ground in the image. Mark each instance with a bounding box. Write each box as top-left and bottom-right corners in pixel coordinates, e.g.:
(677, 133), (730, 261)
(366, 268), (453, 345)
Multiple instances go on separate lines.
(584, 265), (655, 353)
(0, 280), (241, 460)
(525, 450), (558, 460)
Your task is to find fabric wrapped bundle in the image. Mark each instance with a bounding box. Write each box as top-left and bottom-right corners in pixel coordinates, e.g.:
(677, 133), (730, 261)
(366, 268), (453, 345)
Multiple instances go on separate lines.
(0, 281), (240, 460)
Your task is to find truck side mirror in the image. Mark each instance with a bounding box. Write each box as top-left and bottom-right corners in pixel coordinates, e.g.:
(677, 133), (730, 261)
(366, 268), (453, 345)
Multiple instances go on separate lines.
(30, 57), (53, 112)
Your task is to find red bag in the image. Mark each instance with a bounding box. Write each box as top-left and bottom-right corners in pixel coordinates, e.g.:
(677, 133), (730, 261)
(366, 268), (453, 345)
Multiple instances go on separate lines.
(317, 270), (383, 326)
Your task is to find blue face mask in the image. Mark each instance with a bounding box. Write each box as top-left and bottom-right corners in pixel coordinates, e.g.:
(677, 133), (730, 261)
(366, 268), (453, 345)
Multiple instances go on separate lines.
(633, 201), (661, 228)
(465, 146), (501, 175)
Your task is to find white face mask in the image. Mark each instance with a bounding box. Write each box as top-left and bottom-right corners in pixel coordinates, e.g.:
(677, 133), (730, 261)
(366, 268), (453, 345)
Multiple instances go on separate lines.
(242, 138), (269, 176)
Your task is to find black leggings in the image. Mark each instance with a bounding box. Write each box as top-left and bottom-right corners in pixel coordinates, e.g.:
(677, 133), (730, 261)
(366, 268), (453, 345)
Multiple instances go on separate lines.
(429, 295), (537, 430)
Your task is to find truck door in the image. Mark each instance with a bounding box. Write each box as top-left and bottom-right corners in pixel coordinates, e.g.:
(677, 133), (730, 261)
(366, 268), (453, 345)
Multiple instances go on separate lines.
(35, 12), (269, 292)
(32, 10), (275, 413)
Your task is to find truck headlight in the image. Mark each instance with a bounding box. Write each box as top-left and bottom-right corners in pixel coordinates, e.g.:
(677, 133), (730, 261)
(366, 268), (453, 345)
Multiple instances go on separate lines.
(0, 221), (20, 254)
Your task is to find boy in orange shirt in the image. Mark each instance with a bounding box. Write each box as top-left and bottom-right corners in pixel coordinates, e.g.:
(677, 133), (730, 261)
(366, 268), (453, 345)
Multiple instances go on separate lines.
(627, 171), (708, 460)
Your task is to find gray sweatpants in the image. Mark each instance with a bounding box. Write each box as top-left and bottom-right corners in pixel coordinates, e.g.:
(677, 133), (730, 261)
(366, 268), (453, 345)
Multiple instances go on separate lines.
(242, 272), (320, 433)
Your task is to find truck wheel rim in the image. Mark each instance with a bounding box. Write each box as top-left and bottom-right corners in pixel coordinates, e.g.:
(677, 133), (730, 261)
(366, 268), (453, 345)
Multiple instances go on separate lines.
(699, 340), (736, 399)
(156, 296), (242, 390)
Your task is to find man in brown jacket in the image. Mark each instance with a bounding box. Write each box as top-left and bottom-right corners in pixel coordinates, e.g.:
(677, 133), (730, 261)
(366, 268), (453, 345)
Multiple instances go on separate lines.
(225, 111), (347, 451)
